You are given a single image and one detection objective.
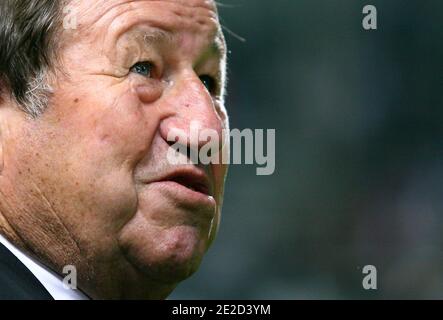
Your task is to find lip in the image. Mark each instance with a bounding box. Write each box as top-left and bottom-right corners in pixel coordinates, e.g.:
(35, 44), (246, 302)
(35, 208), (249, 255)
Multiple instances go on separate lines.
(145, 167), (216, 210)
(151, 180), (216, 210)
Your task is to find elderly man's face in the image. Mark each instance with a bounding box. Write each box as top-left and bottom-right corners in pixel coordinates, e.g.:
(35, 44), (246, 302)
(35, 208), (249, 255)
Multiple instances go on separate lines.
(0, 0), (228, 299)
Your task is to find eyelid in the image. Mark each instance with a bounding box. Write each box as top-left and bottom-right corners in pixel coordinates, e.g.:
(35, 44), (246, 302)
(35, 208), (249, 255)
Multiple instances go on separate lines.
(202, 73), (222, 97)
(130, 60), (160, 79)
(195, 61), (223, 95)
(131, 60), (151, 71)
(202, 75), (217, 95)
(129, 49), (164, 73)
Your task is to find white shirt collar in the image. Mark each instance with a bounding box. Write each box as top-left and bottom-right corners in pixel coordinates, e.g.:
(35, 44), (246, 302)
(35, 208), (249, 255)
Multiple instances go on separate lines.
(0, 234), (89, 300)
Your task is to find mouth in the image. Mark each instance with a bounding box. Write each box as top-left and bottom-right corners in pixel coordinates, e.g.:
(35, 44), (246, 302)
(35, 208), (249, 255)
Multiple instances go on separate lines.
(166, 172), (211, 196)
(145, 167), (215, 210)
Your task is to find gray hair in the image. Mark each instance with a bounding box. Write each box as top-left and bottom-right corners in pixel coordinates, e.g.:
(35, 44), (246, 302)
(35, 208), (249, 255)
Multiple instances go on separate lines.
(0, 0), (63, 117)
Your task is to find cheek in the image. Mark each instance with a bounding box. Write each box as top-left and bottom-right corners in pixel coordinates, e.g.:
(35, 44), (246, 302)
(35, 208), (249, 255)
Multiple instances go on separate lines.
(212, 163), (228, 200)
(66, 88), (160, 170)
(208, 121), (230, 244)
(212, 119), (230, 202)
(30, 86), (162, 228)
(90, 81), (169, 167)
(92, 100), (151, 165)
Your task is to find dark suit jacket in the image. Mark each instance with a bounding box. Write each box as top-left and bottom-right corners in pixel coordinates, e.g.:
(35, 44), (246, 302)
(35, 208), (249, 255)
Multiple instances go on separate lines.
(0, 242), (53, 300)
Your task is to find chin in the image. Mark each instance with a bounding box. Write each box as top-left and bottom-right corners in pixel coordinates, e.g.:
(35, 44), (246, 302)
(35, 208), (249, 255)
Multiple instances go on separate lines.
(118, 222), (209, 285)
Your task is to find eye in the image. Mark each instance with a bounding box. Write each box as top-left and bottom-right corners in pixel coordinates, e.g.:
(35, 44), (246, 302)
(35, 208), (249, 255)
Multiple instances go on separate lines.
(130, 61), (153, 77)
(199, 75), (217, 95)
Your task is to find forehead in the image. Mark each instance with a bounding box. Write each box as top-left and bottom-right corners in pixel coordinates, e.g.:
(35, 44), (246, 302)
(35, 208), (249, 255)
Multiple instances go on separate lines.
(71, 0), (218, 18)
(69, 0), (224, 53)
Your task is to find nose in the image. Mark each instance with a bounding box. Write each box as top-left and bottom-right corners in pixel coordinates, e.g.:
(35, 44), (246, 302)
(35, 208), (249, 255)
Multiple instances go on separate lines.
(159, 71), (224, 159)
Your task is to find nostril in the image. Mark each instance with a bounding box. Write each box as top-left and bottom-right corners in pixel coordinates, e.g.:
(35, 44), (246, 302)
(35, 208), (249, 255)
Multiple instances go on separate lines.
(166, 138), (176, 148)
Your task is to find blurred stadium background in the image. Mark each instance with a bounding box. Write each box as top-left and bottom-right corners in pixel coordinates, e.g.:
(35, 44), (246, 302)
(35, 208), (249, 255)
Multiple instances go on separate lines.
(170, 0), (443, 299)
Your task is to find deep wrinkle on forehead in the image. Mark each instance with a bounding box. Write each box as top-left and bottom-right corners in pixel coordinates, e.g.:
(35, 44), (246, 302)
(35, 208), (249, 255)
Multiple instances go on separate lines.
(74, 0), (218, 27)
(76, 0), (225, 56)
(78, 0), (227, 74)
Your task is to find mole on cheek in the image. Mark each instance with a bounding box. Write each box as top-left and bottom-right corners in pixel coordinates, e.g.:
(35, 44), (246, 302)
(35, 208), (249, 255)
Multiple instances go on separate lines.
(74, 98), (79, 103)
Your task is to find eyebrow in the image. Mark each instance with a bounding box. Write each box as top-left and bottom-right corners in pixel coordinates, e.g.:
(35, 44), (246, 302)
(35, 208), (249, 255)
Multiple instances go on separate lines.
(141, 28), (226, 59)
(142, 29), (175, 46)
(210, 35), (227, 58)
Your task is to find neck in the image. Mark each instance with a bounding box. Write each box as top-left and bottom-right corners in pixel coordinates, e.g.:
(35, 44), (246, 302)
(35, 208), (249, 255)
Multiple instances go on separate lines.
(0, 210), (27, 251)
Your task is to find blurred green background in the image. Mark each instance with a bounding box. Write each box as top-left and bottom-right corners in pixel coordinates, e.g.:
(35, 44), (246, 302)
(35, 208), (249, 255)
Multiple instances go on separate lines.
(171, 0), (443, 299)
